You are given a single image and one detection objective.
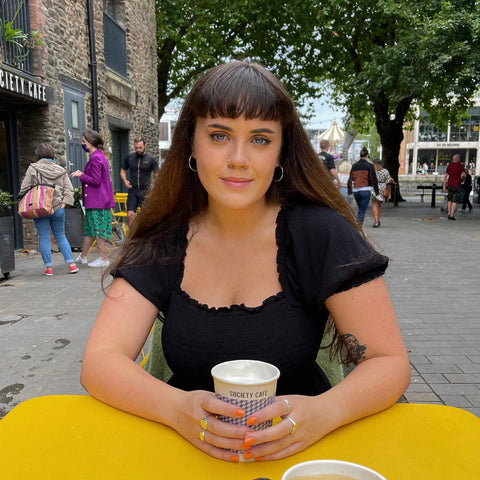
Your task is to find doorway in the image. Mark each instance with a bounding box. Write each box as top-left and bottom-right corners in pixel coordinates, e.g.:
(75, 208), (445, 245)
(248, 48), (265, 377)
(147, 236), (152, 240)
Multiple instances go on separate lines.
(109, 128), (129, 193)
(0, 109), (23, 248)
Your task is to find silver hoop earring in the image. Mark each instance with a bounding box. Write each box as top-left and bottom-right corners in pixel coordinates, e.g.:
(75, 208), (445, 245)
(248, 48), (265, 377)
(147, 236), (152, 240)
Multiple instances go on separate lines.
(273, 165), (284, 182)
(188, 155), (197, 172)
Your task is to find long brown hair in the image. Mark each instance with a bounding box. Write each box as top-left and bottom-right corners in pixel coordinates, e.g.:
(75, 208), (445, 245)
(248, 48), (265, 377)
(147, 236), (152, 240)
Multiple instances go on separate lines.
(109, 61), (360, 270)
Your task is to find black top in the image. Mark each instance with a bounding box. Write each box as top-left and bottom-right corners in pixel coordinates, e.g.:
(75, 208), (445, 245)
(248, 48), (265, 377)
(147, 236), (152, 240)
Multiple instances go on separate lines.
(319, 151), (335, 171)
(114, 203), (388, 396)
(122, 152), (158, 189)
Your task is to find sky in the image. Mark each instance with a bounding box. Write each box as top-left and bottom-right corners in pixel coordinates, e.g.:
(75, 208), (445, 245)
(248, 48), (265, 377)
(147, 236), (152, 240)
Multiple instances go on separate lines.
(300, 96), (345, 130)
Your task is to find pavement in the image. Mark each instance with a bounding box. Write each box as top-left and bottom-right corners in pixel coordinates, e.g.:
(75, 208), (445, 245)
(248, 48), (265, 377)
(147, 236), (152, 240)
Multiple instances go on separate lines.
(1, 198), (480, 420)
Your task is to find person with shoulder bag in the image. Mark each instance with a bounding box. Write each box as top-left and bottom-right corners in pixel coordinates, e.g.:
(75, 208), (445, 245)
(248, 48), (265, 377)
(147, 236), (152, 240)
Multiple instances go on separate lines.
(18, 143), (79, 276)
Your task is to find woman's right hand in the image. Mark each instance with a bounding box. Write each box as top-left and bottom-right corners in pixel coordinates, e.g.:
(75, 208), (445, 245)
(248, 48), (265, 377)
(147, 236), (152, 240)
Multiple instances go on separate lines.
(170, 389), (254, 461)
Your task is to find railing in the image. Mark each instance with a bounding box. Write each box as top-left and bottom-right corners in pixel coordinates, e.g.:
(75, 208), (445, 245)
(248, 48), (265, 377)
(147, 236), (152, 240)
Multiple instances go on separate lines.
(0, 0), (33, 72)
(103, 12), (126, 77)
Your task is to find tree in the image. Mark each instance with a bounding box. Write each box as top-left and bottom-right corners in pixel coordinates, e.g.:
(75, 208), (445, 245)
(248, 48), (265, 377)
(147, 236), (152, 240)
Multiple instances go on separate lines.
(155, 0), (318, 119)
(293, 0), (480, 185)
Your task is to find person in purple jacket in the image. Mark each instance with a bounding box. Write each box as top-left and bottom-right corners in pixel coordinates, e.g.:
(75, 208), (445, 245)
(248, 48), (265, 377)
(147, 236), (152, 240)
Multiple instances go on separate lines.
(71, 129), (115, 267)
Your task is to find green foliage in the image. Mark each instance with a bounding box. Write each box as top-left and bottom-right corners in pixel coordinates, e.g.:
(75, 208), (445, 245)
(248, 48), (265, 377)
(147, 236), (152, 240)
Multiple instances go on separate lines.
(155, 0), (318, 117)
(0, 190), (12, 217)
(72, 187), (82, 209)
(155, 0), (480, 181)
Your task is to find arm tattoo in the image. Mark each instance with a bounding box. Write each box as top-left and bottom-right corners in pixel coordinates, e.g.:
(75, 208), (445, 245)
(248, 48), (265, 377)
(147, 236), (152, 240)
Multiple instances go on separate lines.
(341, 334), (367, 365)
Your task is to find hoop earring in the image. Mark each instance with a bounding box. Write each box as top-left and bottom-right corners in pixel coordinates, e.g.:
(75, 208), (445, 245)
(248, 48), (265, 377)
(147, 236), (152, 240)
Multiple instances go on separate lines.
(188, 155), (197, 172)
(273, 165), (284, 182)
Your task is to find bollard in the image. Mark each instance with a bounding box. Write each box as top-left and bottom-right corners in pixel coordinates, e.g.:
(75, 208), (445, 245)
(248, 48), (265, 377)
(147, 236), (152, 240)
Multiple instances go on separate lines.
(393, 182), (399, 207)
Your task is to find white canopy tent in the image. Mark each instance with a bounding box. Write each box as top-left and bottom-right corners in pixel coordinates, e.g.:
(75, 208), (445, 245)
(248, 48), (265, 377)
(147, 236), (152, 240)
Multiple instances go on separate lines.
(318, 120), (344, 145)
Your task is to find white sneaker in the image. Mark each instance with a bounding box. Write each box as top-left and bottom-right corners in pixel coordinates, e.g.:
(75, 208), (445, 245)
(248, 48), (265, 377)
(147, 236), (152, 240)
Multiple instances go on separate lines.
(87, 257), (110, 268)
(75, 254), (88, 264)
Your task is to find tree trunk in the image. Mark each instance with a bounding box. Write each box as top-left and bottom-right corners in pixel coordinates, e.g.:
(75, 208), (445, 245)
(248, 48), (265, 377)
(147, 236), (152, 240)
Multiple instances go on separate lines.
(375, 109), (407, 204)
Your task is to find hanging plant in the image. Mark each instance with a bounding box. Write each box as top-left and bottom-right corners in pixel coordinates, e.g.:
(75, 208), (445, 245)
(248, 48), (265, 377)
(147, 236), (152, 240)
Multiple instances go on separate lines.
(0, 0), (42, 65)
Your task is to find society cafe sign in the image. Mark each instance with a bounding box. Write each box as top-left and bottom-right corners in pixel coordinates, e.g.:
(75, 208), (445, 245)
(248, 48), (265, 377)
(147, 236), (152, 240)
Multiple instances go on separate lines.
(0, 66), (52, 104)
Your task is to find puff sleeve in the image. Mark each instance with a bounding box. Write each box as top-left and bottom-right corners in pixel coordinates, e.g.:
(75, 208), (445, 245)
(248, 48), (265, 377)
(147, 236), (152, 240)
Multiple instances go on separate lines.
(279, 204), (388, 309)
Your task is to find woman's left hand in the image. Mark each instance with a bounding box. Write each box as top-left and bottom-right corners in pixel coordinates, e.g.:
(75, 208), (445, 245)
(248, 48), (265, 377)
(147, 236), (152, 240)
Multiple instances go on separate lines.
(234, 395), (333, 461)
(70, 170), (82, 178)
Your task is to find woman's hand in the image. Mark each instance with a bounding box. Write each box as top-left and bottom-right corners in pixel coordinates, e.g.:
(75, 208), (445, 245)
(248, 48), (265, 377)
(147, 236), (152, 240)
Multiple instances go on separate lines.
(171, 389), (255, 461)
(70, 170), (82, 178)
(216, 395), (334, 461)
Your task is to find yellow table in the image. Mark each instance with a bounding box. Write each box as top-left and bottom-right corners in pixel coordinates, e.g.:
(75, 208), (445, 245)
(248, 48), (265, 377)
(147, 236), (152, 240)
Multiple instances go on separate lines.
(1, 395), (479, 479)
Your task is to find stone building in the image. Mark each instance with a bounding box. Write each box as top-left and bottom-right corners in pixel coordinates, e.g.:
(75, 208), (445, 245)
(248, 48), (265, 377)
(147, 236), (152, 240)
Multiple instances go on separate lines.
(1, 0), (159, 249)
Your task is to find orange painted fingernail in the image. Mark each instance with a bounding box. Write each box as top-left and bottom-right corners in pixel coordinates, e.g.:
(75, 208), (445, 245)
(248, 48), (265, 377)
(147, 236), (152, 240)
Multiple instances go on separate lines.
(243, 436), (255, 446)
(235, 408), (245, 417)
(255, 456), (265, 461)
(241, 443), (251, 450)
(243, 451), (253, 460)
(230, 454), (239, 462)
(246, 416), (258, 426)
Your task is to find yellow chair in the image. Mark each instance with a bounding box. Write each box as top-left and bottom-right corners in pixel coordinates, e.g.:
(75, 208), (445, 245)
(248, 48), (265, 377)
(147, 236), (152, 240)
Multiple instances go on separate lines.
(113, 193), (128, 221)
(112, 193), (129, 238)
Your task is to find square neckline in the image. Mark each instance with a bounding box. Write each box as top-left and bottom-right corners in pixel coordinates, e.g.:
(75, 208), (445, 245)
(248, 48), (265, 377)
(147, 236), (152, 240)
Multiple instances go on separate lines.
(176, 205), (288, 312)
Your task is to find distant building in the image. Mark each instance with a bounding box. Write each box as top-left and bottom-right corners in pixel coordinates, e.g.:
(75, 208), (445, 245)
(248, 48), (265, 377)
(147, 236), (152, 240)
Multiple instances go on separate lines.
(1, 0), (158, 248)
(400, 99), (480, 176)
(158, 109), (178, 163)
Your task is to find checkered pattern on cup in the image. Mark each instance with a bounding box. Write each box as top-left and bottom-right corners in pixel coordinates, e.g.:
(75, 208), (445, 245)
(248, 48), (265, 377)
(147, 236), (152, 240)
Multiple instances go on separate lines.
(215, 393), (276, 430)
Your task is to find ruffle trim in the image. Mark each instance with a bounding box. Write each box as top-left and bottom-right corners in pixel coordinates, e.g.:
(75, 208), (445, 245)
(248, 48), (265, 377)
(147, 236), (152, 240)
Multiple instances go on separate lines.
(173, 204), (289, 314)
(175, 288), (284, 313)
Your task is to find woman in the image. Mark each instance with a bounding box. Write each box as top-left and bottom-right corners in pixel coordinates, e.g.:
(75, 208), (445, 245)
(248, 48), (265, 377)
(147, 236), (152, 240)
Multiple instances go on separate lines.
(347, 147), (379, 225)
(371, 159), (394, 228)
(81, 62), (410, 462)
(19, 143), (79, 276)
(337, 160), (353, 203)
(71, 129), (115, 267)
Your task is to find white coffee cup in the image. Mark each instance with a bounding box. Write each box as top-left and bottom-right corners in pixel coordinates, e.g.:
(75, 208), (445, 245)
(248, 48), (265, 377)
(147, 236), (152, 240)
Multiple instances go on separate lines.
(211, 359), (280, 430)
(281, 459), (387, 480)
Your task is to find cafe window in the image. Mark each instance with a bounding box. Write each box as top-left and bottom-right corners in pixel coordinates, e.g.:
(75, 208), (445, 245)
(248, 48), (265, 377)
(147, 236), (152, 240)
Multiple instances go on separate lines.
(418, 113), (447, 142)
(439, 107), (480, 142)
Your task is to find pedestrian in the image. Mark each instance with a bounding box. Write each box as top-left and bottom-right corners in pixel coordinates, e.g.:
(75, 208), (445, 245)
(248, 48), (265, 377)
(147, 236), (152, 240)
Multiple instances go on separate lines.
(337, 160), (353, 203)
(461, 169), (473, 213)
(70, 129), (115, 267)
(18, 143), (79, 276)
(120, 136), (158, 226)
(347, 147), (379, 225)
(371, 159), (394, 228)
(318, 139), (340, 185)
(80, 61), (409, 463)
(442, 153), (466, 220)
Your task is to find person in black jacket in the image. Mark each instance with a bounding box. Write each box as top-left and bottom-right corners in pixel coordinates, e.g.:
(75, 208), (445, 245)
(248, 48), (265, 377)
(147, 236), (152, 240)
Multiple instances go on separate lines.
(461, 169), (473, 213)
(348, 147), (379, 224)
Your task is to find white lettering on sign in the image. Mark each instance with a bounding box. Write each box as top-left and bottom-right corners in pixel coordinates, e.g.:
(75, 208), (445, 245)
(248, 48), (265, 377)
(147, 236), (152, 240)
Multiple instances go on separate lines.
(0, 67), (47, 102)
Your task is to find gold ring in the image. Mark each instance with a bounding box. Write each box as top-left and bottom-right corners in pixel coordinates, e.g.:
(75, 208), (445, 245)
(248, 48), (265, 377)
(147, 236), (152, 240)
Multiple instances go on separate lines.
(282, 398), (291, 414)
(199, 429), (205, 442)
(200, 417), (208, 430)
(287, 416), (297, 434)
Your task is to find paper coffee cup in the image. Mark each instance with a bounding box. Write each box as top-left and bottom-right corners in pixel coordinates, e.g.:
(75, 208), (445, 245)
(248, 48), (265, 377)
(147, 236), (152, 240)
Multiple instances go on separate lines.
(281, 460), (387, 480)
(211, 359), (280, 430)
